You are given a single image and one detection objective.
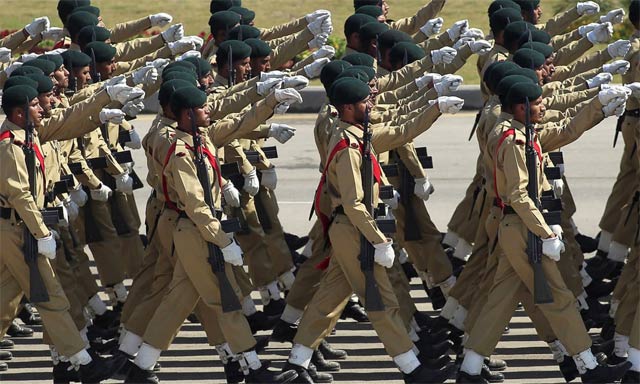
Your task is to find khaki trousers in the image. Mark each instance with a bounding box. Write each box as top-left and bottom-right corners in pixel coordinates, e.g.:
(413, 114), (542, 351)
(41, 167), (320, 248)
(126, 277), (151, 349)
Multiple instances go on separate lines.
(113, 191), (145, 278)
(613, 248), (639, 301)
(447, 156), (484, 243)
(255, 187), (294, 278)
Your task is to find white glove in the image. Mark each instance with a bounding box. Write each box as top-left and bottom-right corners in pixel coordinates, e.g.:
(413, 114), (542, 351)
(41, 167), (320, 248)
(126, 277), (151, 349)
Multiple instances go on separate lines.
(133, 66), (158, 86)
(274, 88), (303, 104)
(306, 9), (331, 23)
(37, 232), (57, 260)
(106, 84), (145, 104)
(150, 13), (173, 27)
(577, 1), (600, 16)
(607, 39), (631, 58)
(382, 190), (400, 210)
(42, 27), (65, 42)
(260, 70), (288, 81)
(182, 35), (204, 50)
(274, 103), (291, 114)
(177, 50), (201, 61)
(64, 198), (79, 222)
(460, 28), (485, 40)
(122, 99), (146, 118)
(222, 181), (241, 207)
(542, 236), (565, 261)
(447, 20), (469, 41)
(586, 72), (613, 88)
(221, 239), (243, 266)
(104, 74), (126, 87)
(578, 22), (600, 37)
(468, 40), (493, 55)
(603, 60), (630, 75)
(261, 168), (277, 190)
(431, 96), (465, 114)
(4, 62), (22, 76)
(431, 47), (457, 65)
(147, 58), (170, 74)
(56, 201), (70, 228)
(308, 33), (329, 50)
(20, 53), (39, 63)
(115, 173), (134, 194)
(47, 48), (67, 55)
(243, 168), (260, 196)
(257, 78), (283, 96)
(268, 123), (296, 144)
(549, 224), (563, 239)
(602, 94), (628, 117)
(124, 129), (142, 149)
(161, 23), (184, 43)
(69, 186), (88, 207)
(587, 22), (613, 44)
(304, 58), (330, 78)
(24, 16), (50, 38)
(0, 48), (11, 63)
(598, 85), (631, 104)
(313, 45), (336, 60)
(90, 184), (112, 202)
(625, 82), (640, 99)
(307, 15), (332, 35)
(168, 38), (196, 55)
(373, 241), (395, 268)
(415, 73), (434, 89)
(453, 36), (475, 50)
(599, 8), (625, 24)
(414, 178), (434, 201)
(420, 17), (443, 37)
(552, 178), (564, 197)
(99, 108), (126, 124)
(434, 74), (464, 95)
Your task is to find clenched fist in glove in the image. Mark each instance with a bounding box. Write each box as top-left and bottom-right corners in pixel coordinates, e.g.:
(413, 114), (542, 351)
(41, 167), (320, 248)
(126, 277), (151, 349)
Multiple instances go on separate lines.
(124, 129), (142, 150)
(549, 224), (563, 239)
(20, 53), (39, 63)
(586, 22), (613, 44)
(414, 178), (435, 201)
(147, 58), (171, 74)
(177, 50), (201, 61)
(122, 99), (146, 118)
(542, 236), (565, 261)
(383, 190), (400, 210)
(99, 108), (126, 124)
(420, 17), (443, 38)
(0, 48), (10, 63)
(24, 17), (50, 38)
(268, 123), (296, 144)
(69, 185), (88, 207)
(431, 96), (465, 113)
(42, 27), (65, 42)
(260, 70), (287, 81)
(275, 88), (304, 104)
(150, 13), (173, 28)
(257, 78), (283, 96)
(161, 24), (184, 43)
(435, 74), (464, 96)
(468, 40), (493, 55)
(309, 33), (329, 50)
(431, 47), (457, 65)
(608, 40), (631, 58)
(282, 75), (309, 90)
(64, 198), (79, 222)
(222, 181), (241, 207)
(625, 82), (640, 99)
(600, 8), (625, 24)
(603, 60), (630, 75)
(133, 66), (158, 86)
(586, 72), (613, 88)
(313, 45), (336, 60)
(221, 239), (243, 266)
(304, 58), (331, 78)
(415, 73), (440, 89)
(90, 184), (112, 202)
(4, 62), (22, 76)
(599, 86), (630, 117)
(38, 232), (57, 260)
(243, 168), (260, 196)
(577, 1), (600, 16)
(447, 20), (469, 41)
(373, 241), (395, 268)
(460, 28), (485, 40)
(306, 10), (331, 23)
(115, 173), (134, 194)
(107, 84), (145, 104)
(260, 168), (277, 190)
(578, 22), (600, 37)
(307, 15), (332, 35)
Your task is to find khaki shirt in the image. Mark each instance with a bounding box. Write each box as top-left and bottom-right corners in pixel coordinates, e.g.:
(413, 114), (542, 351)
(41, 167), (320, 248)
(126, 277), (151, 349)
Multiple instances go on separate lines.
(0, 29), (27, 50)
(109, 16), (152, 44)
(552, 48), (611, 82)
(143, 114), (177, 199)
(259, 17), (306, 41)
(479, 44), (510, 103)
(537, 7), (580, 36)
(388, 0), (446, 36)
(622, 32), (640, 110)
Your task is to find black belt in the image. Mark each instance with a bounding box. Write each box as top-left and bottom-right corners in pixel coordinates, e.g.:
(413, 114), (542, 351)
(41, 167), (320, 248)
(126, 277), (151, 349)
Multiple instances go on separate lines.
(165, 204), (223, 220)
(626, 109), (640, 118)
(502, 205), (516, 215)
(0, 207), (19, 221)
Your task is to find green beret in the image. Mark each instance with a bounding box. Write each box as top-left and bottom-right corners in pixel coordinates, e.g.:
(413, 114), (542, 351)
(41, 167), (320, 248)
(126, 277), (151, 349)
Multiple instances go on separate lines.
(329, 77), (370, 106)
(389, 41), (425, 67)
(227, 25), (261, 41)
(25, 74), (54, 94)
(11, 66), (44, 77)
(496, 75), (535, 97)
(513, 48), (545, 69)
(183, 57), (212, 78)
(61, 49), (92, 69)
(83, 41), (116, 63)
(162, 70), (198, 84)
(170, 86), (207, 115)
(67, 11), (99, 39)
(159, 79), (196, 106)
(529, 28), (551, 45)
(320, 60), (353, 91)
(208, 11), (241, 32)
(344, 14), (377, 38)
(505, 81), (542, 105)
(483, 60), (519, 91)
(356, 5), (383, 19)
(73, 5), (100, 17)
(228, 6), (255, 24)
(23, 59), (56, 76)
(488, 0), (521, 16)
(490, 8), (523, 33)
(504, 67), (538, 85)
(378, 29), (413, 52)
(503, 21), (535, 51)
(514, 0), (540, 11)
(1, 85), (38, 114)
(520, 41), (552, 59)
(342, 53), (375, 68)
(244, 38), (272, 58)
(337, 67), (371, 84)
(359, 22), (389, 42)
(3, 76), (38, 91)
(42, 54), (64, 70)
(354, 0), (380, 10)
(77, 26), (111, 47)
(631, 0), (640, 24)
(164, 60), (198, 75)
(216, 40), (251, 65)
(58, 0), (91, 25)
(210, 0), (234, 14)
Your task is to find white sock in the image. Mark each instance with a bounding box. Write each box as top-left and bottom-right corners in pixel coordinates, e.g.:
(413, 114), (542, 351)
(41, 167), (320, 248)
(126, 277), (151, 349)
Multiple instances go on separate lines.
(449, 305), (468, 331)
(83, 306), (94, 321)
(408, 328), (420, 342)
(577, 291), (589, 311)
(437, 275), (456, 296)
(259, 288), (271, 306)
(460, 349), (484, 375)
(614, 333), (630, 358)
(410, 318), (421, 333)
(79, 327), (89, 349)
(267, 281), (281, 301)
(300, 239), (313, 258)
(281, 305), (303, 324)
(69, 349), (92, 367)
(50, 345), (61, 365)
(242, 296), (257, 316)
(548, 340), (568, 363)
(279, 271), (296, 291)
(134, 343), (161, 370)
(453, 239), (473, 261)
(573, 349), (598, 374)
(120, 331), (143, 357)
(462, 333), (469, 347)
(215, 343), (234, 364)
(289, 343), (313, 368)
(580, 263), (593, 287)
(242, 350), (262, 371)
(393, 350), (421, 374)
(412, 344), (420, 357)
(610, 298), (620, 318)
(629, 347), (640, 372)
(607, 241), (628, 262)
(440, 297), (459, 320)
(114, 282), (128, 302)
(118, 326), (127, 345)
(398, 248), (409, 264)
(443, 230), (459, 248)
(88, 294), (107, 316)
(597, 230), (612, 253)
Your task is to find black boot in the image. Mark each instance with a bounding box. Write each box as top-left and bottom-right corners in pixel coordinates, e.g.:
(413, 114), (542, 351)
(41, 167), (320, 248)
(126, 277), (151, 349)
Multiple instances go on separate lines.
(481, 364), (504, 383)
(456, 370), (489, 383)
(18, 303), (42, 325)
(0, 338), (13, 349)
(607, 354), (628, 365)
(7, 321), (33, 337)
(401, 261), (419, 280)
(263, 299), (286, 317)
(307, 362), (333, 383)
(586, 250), (608, 268)
(187, 313), (199, 323)
(245, 363), (299, 383)
(113, 301), (125, 313)
(591, 339), (614, 357)
(414, 311), (437, 330)
(585, 279), (617, 299)
(340, 300), (369, 322)
(284, 233), (309, 252)
(600, 317), (616, 341)
(558, 357), (579, 382)
(404, 362), (456, 383)
(247, 311), (279, 334)
(281, 362), (313, 383)
(318, 340), (347, 360)
(426, 286), (446, 310)
(0, 362), (6, 372)
(92, 309), (120, 329)
(311, 349), (340, 372)
(418, 328), (451, 344)
(53, 361), (79, 383)
(87, 324), (119, 341)
(271, 320), (297, 343)
(484, 357), (507, 371)
(580, 361), (632, 383)
(224, 360), (244, 384)
(0, 351), (11, 361)
(419, 354), (452, 370)
(89, 338), (118, 355)
(124, 362), (159, 384)
(586, 259), (622, 281)
(622, 369), (640, 384)
(576, 233), (598, 254)
(416, 339), (454, 359)
(79, 352), (129, 383)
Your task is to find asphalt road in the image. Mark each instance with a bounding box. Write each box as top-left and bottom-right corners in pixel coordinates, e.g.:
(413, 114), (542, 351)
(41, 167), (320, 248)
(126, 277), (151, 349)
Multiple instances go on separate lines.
(0, 112), (624, 383)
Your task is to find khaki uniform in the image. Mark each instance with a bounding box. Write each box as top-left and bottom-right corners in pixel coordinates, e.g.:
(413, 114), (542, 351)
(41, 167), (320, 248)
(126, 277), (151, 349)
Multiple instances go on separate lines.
(387, 0), (445, 36)
(109, 16), (153, 44)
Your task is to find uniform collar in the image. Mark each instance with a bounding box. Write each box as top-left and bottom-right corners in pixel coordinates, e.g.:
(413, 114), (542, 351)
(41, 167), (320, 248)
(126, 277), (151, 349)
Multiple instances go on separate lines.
(0, 120), (32, 142)
(213, 74), (230, 88)
(511, 119), (526, 133)
(338, 120), (365, 140)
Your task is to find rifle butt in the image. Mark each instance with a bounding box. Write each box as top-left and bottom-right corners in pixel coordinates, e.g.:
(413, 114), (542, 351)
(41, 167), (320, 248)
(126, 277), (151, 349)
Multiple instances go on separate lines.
(364, 271), (385, 312)
(208, 246), (242, 313)
(532, 262), (554, 304)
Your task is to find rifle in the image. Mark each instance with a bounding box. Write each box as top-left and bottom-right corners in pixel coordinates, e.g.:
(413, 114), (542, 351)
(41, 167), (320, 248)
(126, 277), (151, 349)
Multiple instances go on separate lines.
(613, 115), (624, 148)
(359, 106), (385, 311)
(393, 151), (421, 241)
(468, 111), (482, 141)
(228, 45), (236, 88)
(22, 103), (50, 303)
(524, 97), (554, 305)
(189, 110), (242, 313)
(89, 47), (101, 84)
(244, 146), (278, 165)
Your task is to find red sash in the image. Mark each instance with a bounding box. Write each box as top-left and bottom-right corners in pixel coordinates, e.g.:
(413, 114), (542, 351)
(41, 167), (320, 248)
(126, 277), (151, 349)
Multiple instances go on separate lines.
(1, 131), (45, 180)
